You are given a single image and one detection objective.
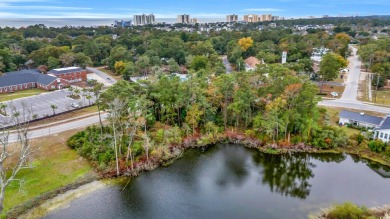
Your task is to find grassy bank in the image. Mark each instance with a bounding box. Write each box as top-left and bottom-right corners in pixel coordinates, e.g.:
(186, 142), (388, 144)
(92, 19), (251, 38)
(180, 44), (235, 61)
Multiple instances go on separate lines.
(0, 89), (48, 102)
(3, 128), (96, 218)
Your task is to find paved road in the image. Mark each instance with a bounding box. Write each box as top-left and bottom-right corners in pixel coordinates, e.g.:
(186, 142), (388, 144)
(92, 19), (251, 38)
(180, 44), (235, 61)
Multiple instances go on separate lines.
(340, 45), (360, 101)
(7, 113), (108, 143)
(319, 99), (390, 114)
(0, 89), (95, 127)
(86, 67), (117, 86)
(221, 56), (233, 74)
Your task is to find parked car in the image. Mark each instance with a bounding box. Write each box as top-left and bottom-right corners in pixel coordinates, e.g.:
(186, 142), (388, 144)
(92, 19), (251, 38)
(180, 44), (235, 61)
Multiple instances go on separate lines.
(71, 103), (79, 108)
(331, 92), (338, 97)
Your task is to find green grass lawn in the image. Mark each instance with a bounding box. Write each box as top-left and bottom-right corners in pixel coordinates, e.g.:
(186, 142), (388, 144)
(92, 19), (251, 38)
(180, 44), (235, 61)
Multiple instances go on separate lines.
(0, 89), (48, 102)
(323, 107), (378, 137)
(3, 129), (94, 216)
(373, 90), (390, 105)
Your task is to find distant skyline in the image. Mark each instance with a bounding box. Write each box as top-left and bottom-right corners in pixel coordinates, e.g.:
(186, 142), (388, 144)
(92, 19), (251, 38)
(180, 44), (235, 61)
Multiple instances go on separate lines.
(0, 0), (389, 20)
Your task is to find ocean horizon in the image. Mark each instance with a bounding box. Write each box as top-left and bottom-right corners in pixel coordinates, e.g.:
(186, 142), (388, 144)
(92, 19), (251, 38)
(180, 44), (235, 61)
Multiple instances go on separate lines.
(0, 18), (226, 28)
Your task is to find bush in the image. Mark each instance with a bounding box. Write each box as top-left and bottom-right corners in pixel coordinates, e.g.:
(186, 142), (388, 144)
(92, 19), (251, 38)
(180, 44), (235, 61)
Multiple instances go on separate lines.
(310, 126), (348, 149)
(326, 202), (371, 219)
(368, 140), (387, 153)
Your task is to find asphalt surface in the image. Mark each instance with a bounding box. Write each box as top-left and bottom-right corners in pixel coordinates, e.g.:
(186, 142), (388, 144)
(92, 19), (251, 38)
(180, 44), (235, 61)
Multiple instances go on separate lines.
(222, 56), (233, 73)
(86, 67), (117, 85)
(7, 113), (108, 143)
(0, 89), (95, 127)
(319, 99), (390, 114)
(341, 45), (360, 101)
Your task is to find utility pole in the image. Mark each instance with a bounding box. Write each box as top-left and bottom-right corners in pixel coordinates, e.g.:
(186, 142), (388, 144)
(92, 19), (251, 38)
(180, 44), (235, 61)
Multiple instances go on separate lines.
(375, 73), (380, 103)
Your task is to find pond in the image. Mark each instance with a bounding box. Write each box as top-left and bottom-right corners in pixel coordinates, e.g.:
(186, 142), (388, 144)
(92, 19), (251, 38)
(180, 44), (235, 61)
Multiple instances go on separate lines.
(45, 144), (390, 219)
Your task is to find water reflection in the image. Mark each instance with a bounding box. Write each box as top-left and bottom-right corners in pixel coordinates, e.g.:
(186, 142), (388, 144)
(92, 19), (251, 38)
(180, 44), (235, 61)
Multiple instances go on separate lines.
(252, 152), (346, 199)
(44, 145), (390, 219)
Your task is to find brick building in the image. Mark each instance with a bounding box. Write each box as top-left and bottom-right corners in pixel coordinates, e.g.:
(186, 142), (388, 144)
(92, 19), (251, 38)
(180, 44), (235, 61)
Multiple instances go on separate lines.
(48, 67), (87, 83)
(0, 69), (70, 94)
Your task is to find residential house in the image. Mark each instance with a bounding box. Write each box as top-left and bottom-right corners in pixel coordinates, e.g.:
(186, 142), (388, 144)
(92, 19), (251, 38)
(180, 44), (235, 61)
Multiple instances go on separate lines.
(48, 67), (87, 83)
(374, 116), (390, 143)
(338, 110), (383, 129)
(244, 56), (261, 72)
(0, 69), (70, 94)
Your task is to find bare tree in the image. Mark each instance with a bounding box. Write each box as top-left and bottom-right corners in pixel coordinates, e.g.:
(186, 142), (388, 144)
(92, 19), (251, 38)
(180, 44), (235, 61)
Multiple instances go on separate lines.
(0, 103), (34, 213)
(107, 98), (127, 176)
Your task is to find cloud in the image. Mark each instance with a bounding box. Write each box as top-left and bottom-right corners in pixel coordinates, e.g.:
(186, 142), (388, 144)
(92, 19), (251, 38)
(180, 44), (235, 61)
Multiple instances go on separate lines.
(243, 8), (284, 12)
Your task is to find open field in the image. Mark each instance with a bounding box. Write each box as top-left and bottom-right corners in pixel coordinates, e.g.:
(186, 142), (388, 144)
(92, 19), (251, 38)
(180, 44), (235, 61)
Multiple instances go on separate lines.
(319, 84), (345, 99)
(0, 89), (48, 102)
(3, 128), (95, 216)
(373, 90), (390, 105)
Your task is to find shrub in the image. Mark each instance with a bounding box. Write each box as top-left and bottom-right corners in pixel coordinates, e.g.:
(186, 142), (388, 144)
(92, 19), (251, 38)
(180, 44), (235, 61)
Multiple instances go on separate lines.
(368, 140), (387, 153)
(326, 202), (371, 219)
(310, 126), (348, 149)
(291, 135), (303, 145)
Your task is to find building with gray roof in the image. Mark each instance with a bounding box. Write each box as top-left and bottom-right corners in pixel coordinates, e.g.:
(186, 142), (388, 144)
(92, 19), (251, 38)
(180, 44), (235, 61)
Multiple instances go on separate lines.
(0, 69), (70, 94)
(374, 116), (390, 143)
(339, 110), (383, 128)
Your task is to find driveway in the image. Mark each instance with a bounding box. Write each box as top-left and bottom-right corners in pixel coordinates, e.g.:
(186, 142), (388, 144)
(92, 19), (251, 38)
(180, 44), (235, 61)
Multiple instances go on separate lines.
(86, 67), (117, 86)
(340, 45), (361, 101)
(221, 56), (233, 74)
(0, 89), (95, 127)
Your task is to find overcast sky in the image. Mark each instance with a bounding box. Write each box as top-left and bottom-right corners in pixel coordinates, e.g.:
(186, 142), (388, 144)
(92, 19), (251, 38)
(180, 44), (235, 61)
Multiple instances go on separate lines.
(0, 0), (388, 19)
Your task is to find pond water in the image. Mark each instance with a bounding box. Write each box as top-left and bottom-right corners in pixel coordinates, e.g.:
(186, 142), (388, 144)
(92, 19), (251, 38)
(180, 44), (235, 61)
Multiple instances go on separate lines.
(45, 144), (390, 219)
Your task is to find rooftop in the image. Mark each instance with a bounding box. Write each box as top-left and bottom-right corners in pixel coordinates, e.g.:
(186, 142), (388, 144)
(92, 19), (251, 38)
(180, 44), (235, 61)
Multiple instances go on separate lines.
(339, 110), (383, 126)
(48, 67), (83, 74)
(0, 69), (57, 87)
(377, 116), (390, 130)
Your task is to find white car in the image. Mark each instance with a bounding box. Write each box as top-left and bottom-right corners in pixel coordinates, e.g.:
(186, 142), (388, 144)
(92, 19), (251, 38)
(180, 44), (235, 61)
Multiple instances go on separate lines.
(71, 103), (79, 108)
(340, 68), (349, 73)
(331, 92), (338, 97)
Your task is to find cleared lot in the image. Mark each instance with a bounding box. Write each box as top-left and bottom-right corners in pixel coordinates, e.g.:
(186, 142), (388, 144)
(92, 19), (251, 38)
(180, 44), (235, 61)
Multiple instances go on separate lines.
(0, 89), (95, 127)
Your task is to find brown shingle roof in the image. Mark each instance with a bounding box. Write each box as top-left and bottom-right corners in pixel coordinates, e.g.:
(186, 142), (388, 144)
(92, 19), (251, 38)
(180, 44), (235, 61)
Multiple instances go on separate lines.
(244, 56), (261, 68)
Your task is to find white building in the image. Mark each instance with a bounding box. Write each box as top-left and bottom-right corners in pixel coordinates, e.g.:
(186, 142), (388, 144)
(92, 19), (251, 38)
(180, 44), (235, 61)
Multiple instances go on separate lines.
(338, 110), (383, 129)
(374, 116), (390, 143)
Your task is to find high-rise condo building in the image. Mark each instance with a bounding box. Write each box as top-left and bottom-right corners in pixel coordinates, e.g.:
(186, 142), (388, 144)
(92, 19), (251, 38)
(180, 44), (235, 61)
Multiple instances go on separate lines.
(177, 14), (190, 24)
(243, 14), (259, 23)
(133, 14), (155, 26)
(260, 14), (272, 22)
(226, 14), (238, 22)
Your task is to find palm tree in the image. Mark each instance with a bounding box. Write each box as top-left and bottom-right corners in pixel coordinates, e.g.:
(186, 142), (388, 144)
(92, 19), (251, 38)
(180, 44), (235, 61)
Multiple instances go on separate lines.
(74, 88), (80, 99)
(0, 103), (6, 116)
(86, 94), (92, 106)
(50, 104), (57, 115)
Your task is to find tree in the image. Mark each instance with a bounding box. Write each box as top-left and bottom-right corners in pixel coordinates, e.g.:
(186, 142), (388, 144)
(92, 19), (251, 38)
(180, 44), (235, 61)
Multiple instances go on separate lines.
(50, 104), (57, 115)
(47, 56), (60, 69)
(91, 82), (104, 135)
(238, 37), (254, 52)
(114, 61), (126, 75)
(185, 104), (204, 135)
(59, 53), (75, 67)
(318, 52), (348, 92)
(107, 98), (127, 176)
(190, 56), (208, 71)
(0, 103), (34, 213)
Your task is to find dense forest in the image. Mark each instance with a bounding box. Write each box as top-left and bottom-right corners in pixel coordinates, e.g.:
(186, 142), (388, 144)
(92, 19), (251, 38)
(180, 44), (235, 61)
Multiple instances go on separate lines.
(0, 17), (389, 175)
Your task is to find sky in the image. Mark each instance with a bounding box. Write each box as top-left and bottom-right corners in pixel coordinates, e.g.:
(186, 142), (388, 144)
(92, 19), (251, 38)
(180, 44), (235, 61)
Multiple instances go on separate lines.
(0, 0), (389, 19)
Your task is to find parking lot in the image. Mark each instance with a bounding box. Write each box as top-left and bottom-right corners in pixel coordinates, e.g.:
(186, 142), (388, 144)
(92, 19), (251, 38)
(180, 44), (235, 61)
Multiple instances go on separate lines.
(0, 89), (95, 127)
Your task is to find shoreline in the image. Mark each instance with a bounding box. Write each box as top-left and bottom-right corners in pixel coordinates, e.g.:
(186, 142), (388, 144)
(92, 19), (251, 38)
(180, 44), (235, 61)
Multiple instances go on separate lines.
(8, 134), (390, 218)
